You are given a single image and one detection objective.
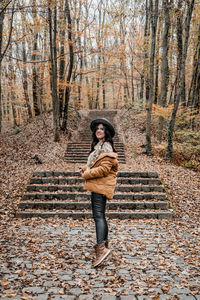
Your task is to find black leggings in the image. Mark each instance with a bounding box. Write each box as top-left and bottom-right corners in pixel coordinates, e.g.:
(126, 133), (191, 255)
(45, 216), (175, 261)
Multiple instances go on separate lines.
(91, 192), (108, 245)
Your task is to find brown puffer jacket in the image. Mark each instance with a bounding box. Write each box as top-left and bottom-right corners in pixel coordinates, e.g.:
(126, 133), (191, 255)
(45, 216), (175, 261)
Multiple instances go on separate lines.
(82, 152), (118, 200)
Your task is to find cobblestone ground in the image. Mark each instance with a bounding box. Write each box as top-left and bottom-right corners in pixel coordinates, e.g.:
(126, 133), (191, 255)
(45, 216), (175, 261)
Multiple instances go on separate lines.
(1, 218), (200, 300)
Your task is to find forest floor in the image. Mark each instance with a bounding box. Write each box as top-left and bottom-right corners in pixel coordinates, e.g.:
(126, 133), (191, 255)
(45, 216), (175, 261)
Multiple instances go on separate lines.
(0, 109), (200, 299)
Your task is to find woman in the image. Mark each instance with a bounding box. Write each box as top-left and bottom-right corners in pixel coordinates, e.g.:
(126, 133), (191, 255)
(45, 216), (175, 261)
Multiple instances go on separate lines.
(80, 118), (119, 268)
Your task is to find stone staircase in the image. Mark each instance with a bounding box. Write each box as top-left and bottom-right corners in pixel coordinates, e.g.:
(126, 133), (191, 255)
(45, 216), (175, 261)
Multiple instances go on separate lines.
(16, 110), (173, 219)
(64, 110), (126, 164)
(16, 170), (172, 219)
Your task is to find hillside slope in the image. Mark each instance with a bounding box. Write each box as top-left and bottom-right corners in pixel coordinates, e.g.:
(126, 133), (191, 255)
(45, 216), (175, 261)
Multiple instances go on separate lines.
(0, 109), (199, 225)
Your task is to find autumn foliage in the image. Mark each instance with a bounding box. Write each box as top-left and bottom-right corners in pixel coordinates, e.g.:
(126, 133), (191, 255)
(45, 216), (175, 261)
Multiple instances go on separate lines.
(0, 0), (199, 157)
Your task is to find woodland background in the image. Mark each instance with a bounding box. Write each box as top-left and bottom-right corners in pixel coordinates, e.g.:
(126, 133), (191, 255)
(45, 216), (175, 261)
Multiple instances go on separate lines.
(0, 0), (199, 166)
(0, 2), (200, 297)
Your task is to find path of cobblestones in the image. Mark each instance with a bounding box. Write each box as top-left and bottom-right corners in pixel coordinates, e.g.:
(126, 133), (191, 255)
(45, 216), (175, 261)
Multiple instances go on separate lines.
(1, 219), (200, 300)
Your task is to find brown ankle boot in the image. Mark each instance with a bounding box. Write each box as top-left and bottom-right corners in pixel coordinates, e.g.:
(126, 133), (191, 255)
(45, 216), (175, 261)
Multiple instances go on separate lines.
(92, 242), (111, 268)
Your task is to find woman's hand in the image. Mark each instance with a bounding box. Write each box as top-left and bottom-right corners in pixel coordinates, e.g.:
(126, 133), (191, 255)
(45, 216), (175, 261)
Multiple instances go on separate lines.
(79, 168), (84, 177)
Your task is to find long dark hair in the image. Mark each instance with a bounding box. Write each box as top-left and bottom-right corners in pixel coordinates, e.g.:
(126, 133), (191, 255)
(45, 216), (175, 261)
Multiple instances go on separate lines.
(90, 124), (117, 154)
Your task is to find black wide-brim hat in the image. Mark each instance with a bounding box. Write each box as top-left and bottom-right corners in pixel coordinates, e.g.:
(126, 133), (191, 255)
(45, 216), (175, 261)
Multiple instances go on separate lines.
(90, 118), (115, 137)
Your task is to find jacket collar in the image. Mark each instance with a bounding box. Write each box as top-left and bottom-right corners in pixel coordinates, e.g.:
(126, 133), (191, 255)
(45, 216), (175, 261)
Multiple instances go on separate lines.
(91, 152), (118, 167)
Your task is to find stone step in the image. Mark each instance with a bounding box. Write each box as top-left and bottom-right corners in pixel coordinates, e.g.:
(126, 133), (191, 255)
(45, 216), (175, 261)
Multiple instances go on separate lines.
(67, 143), (124, 147)
(16, 210), (173, 219)
(17, 169), (172, 219)
(65, 152), (125, 156)
(67, 146), (125, 150)
(66, 147), (125, 152)
(64, 156), (126, 160)
(67, 143), (125, 148)
(30, 177), (162, 185)
(64, 161), (127, 164)
(75, 141), (122, 145)
(32, 171), (159, 178)
(66, 150), (125, 154)
(79, 137), (121, 141)
(22, 192), (167, 201)
(118, 172), (159, 178)
(64, 159), (126, 164)
(79, 140), (121, 143)
(18, 201), (169, 210)
(64, 157), (126, 162)
(26, 185), (165, 193)
(65, 156), (125, 160)
(64, 157), (126, 161)
(66, 155), (125, 159)
(65, 156), (126, 159)
(65, 148), (125, 151)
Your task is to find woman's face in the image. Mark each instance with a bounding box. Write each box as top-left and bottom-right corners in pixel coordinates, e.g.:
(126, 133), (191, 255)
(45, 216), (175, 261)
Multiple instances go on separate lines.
(95, 124), (105, 141)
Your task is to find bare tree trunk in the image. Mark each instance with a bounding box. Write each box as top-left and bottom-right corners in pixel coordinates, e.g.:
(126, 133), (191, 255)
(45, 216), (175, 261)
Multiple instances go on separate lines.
(102, 59), (106, 108)
(144, 0), (150, 102)
(157, 0), (170, 141)
(101, 8), (107, 109)
(48, 2), (59, 141)
(58, 0), (67, 122)
(140, 74), (144, 99)
(22, 41), (32, 119)
(41, 22), (48, 112)
(11, 103), (17, 126)
(0, 10), (4, 132)
(10, 75), (17, 128)
(82, 0), (92, 109)
(154, 61), (159, 104)
(62, 0), (74, 131)
(32, 0), (41, 116)
(77, 0), (83, 109)
(91, 76), (95, 108)
(95, 56), (100, 109)
(146, 0), (159, 155)
(191, 48), (200, 112)
(32, 54), (40, 115)
(119, 15), (130, 105)
(154, 22), (161, 105)
(112, 79), (115, 106)
(131, 56), (135, 104)
(167, 0), (195, 159)
(0, 1), (14, 132)
(187, 24), (200, 123)
(8, 46), (18, 127)
(95, 2), (102, 109)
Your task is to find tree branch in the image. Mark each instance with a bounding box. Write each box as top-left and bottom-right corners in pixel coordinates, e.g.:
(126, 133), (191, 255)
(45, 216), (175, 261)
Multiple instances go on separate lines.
(0, 0), (13, 16)
(0, 0), (15, 61)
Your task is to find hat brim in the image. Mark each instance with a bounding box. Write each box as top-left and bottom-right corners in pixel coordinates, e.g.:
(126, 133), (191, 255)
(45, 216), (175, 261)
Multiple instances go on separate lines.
(90, 118), (115, 137)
